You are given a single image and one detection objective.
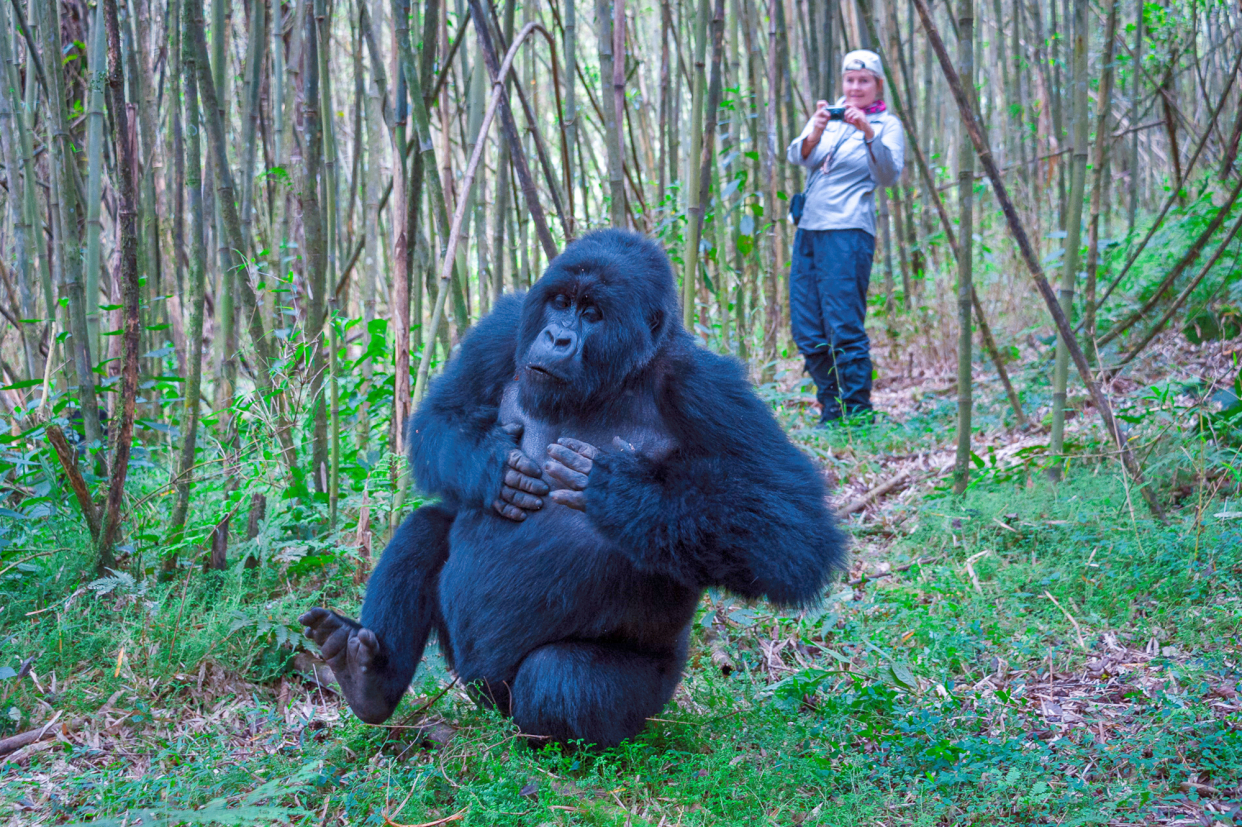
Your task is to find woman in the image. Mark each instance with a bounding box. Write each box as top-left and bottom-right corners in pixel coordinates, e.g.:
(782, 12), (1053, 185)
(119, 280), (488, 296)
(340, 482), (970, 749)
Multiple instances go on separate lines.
(786, 49), (904, 425)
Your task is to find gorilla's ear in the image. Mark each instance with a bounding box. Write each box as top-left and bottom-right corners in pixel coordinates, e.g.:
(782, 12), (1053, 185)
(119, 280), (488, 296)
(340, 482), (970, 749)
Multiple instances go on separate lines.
(648, 309), (664, 337)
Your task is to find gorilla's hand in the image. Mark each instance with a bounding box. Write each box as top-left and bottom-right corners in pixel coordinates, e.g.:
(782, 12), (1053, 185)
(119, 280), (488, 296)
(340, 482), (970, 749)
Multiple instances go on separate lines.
(493, 422), (549, 522)
(547, 437), (634, 511)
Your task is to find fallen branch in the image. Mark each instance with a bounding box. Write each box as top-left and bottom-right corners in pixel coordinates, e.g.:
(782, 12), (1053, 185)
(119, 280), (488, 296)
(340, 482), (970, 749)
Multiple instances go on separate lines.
(383, 807), (467, 827)
(838, 470), (918, 515)
(1045, 590), (1087, 650)
(0, 549), (61, 578)
(845, 556), (935, 587)
(0, 713), (62, 758)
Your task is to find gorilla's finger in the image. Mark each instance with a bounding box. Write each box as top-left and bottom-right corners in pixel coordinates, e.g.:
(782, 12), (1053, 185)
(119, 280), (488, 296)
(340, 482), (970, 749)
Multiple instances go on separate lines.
(493, 498), (528, 521)
(545, 458), (590, 490)
(500, 422), (524, 439)
(320, 625), (352, 660)
(299, 607), (330, 629)
(500, 484), (544, 510)
(556, 437), (600, 459)
(550, 488), (588, 511)
(547, 443), (594, 475)
(504, 467), (550, 495)
(507, 449), (543, 478)
(611, 436), (636, 452)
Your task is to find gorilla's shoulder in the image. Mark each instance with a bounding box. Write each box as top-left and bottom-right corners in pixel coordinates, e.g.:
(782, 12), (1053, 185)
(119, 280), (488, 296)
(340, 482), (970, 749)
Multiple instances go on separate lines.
(657, 336), (783, 453)
(450, 292), (525, 368)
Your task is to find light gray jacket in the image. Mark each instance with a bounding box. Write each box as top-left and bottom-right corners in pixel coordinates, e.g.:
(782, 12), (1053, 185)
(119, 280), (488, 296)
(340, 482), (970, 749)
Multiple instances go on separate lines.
(785, 101), (905, 236)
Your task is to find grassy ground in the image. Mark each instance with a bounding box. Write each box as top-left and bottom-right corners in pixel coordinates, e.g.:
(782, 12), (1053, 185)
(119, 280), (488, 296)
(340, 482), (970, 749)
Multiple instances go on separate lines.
(2, 335), (1241, 826)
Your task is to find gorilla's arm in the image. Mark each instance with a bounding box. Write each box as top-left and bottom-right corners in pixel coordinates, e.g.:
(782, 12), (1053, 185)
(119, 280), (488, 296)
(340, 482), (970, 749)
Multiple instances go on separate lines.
(409, 293), (526, 508)
(582, 348), (846, 606)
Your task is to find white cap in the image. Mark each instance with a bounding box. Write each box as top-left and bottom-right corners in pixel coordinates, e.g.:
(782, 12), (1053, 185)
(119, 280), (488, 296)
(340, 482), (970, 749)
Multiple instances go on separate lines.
(842, 49), (883, 79)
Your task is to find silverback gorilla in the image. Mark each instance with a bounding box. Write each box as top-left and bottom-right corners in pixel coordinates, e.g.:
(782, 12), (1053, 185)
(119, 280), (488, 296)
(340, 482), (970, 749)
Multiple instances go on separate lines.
(301, 230), (845, 747)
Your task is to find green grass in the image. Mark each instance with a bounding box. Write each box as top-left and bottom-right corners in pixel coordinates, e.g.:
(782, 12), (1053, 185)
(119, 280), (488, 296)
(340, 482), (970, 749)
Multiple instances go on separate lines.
(3, 387), (1242, 826)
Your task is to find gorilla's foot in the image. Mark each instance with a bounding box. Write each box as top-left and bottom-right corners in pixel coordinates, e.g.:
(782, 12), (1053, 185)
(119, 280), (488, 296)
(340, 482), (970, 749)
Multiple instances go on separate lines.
(299, 607), (402, 724)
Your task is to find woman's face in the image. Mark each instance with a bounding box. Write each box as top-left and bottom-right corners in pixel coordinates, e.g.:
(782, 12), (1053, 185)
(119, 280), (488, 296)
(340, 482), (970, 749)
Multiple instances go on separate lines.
(842, 70), (880, 108)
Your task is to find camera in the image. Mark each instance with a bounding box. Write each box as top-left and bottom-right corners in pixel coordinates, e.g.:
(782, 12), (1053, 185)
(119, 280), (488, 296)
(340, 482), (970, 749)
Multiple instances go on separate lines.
(826, 106), (847, 121)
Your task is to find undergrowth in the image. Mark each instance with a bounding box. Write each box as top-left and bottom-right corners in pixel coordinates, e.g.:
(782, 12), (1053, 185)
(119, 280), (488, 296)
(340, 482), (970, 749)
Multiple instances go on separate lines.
(2, 354), (1241, 826)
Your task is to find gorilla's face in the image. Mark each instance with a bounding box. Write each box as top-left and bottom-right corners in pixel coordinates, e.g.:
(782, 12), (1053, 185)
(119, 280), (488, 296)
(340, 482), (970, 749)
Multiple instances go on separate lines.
(516, 230), (679, 417)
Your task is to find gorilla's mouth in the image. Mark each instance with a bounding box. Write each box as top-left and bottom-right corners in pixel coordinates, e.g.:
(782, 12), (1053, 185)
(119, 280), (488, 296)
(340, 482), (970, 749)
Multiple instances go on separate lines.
(524, 363), (566, 383)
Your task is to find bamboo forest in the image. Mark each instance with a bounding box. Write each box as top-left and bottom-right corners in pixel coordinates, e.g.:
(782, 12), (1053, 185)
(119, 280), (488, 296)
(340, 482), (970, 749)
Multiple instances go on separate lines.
(1, 0), (1241, 819)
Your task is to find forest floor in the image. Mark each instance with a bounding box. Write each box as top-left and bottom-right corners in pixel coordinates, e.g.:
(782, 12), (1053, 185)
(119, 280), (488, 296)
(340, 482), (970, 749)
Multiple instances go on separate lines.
(2, 330), (1241, 826)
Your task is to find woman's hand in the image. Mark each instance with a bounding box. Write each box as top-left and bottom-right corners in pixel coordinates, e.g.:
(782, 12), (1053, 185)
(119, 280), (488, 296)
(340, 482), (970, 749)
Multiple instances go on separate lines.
(842, 105), (875, 141)
(801, 100), (832, 159)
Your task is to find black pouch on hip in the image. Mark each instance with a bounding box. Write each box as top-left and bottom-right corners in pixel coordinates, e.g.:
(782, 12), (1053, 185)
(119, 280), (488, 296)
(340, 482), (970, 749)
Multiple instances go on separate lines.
(789, 166), (818, 226)
(789, 191), (806, 225)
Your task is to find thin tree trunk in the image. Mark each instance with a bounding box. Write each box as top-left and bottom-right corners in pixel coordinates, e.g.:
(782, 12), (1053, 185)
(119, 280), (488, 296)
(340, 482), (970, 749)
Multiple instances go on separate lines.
(913, 0), (1163, 518)
(42, 0), (103, 454)
(1099, 176), (1242, 348)
(858, 0), (1026, 426)
(1118, 208), (1242, 366)
(564, 0), (578, 235)
(359, 12), (387, 453)
(681, 0), (710, 325)
(240, 0), (268, 248)
(466, 0), (561, 258)
(168, 0), (208, 556)
(0, 0), (44, 380)
(187, 0), (302, 488)
(98, 0), (143, 569)
(83, 1), (108, 378)
(597, 0), (627, 226)
(1126, 0), (1142, 234)
(1082, 0), (1118, 362)
(952, 0), (974, 495)
(1048, 0), (1090, 476)
(303, 0), (329, 497)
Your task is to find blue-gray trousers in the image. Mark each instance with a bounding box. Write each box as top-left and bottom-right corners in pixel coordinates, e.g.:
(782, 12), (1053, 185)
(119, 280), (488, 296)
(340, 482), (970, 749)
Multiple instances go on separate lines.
(789, 228), (875, 419)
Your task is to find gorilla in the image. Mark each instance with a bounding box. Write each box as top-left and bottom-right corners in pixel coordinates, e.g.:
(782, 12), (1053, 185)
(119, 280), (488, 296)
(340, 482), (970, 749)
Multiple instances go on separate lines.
(301, 230), (845, 748)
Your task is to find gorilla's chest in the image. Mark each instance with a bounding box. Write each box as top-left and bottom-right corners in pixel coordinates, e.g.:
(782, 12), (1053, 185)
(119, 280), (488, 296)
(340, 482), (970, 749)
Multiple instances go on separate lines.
(497, 382), (675, 468)
(446, 382), (679, 601)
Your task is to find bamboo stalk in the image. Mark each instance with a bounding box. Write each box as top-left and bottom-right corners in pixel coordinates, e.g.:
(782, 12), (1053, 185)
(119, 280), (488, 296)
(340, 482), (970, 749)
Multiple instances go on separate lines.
(952, 0), (975, 495)
(167, 0), (208, 555)
(1098, 176), (1242, 348)
(1048, 0), (1091, 475)
(0, 0), (38, 379)
(41, 0), (103, 455)
(97, 0), (144, 568)
(1117, 209), (1242, 368)
(1092, 46), (1242, 316)
(412, 23), (546, 407)
(186, 0), (302, 489)
(681, 0), (710, 324)
(466, 0), (562, 257)
(856, 0), (1027, 427)
(1082, 0), (1119, 362)
(597, 0), (627, 226)
(912, 0), (1163, 518)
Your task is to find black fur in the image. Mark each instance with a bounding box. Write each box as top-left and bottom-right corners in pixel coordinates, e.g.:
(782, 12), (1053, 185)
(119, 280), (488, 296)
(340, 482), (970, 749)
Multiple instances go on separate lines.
(307, 229), (846, 747)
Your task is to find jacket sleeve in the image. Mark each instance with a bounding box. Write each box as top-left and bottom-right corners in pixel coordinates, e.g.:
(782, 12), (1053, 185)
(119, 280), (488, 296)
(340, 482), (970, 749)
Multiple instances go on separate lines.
(786, 116), (834, 170)
(582, 344), (847, 606)
(865, 117), (905, 187)
(408, 294), (524, 508)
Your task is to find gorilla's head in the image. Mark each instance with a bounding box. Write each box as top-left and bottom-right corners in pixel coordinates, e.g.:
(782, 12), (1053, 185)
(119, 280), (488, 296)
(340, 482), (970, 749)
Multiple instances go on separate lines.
(516, 230), (681, 416)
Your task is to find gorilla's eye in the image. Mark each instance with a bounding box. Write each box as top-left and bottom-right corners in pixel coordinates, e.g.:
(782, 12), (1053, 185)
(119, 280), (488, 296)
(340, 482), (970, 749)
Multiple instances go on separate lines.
(552, 293), (571, 310)
(581, 304), (603, 323)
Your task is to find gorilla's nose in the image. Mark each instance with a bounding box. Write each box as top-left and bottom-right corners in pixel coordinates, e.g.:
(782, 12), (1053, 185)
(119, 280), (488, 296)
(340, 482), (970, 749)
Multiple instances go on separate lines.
(544, 325), (578, 352)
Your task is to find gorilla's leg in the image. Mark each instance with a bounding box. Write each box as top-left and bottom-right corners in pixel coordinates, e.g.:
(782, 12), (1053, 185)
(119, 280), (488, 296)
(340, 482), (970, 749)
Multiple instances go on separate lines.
(509, 637), (688, 748)
(300, 503), (454, 724)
